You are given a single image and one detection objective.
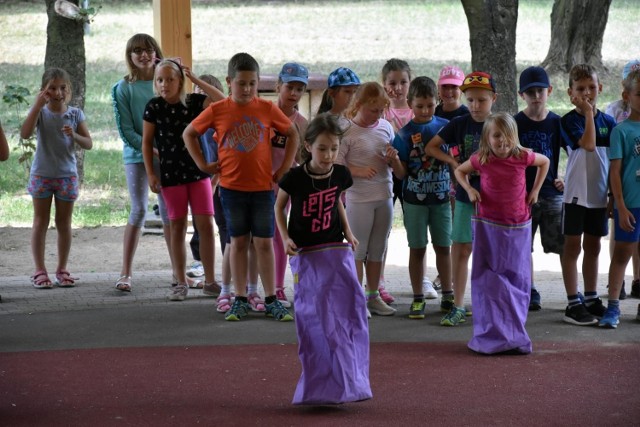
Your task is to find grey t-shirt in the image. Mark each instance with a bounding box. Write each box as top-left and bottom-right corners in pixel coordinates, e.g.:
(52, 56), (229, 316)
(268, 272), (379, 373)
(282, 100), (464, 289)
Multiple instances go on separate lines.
(30, 105), (86, 178)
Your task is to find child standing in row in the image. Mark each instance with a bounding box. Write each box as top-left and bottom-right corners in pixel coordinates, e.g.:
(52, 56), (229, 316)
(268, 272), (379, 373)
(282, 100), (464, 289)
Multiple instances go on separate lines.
(455, 113), (549, 354)
(21, 68), (93, 289)
(316, 67), (360, 121)
(142, 59), (224, 301)
(435, 65), (469, 121)
(337, 82), (404, 316)
(514, 66), (565, 311)
(392, 76), (451, 319)
(425, 71), (497, 326)
(600, 69), (640, 328)
(0, 120), (8, 161)
(184, 52), (299, 321)
(560, 64), (617, 326)
(271, 62), (309, 307)
(275, 114), (370, 405)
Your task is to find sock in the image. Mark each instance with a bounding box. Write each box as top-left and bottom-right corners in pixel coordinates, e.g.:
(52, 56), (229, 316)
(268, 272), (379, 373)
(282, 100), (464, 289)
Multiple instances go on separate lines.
(442, 290), (453, 298)
(366, 290), (379, 300)
(608, 299), (620, 308)
(221, 283), (231, 295)
(247, 283), (258, 295)
(265, 295), (276, 305)
(584, 291), (598, 303)
(413, 294), (424, 303)
(567, 294), (581, 306)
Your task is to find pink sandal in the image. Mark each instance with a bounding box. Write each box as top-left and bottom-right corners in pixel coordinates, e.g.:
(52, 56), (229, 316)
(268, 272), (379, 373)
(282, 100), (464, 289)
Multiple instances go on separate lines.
(55, 270), (77, 287)
(31, 270), (53, 289)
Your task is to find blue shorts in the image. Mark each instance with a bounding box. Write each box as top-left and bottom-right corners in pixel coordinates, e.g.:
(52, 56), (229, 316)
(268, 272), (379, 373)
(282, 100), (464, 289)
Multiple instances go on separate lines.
(219, 187), (275, 238)
(28, 175), (79, 202)
(613, 208), (640, 243)
(403, 201), (452, 248)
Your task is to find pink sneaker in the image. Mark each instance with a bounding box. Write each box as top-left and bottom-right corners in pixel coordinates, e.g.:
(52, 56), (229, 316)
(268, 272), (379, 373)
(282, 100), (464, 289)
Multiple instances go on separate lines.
(275, 288), (292, 308)
(248, 292), (266, 312)
(216, 294), (232, 313)
(378, 283), (395, 304)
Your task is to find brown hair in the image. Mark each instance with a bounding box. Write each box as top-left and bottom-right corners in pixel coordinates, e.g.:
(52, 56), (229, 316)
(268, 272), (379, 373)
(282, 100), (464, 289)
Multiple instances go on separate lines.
(41, 68), (72, 104)
(124, 33), (163, 83)
(300, 113), (344, 163)
(568, 63), (599, 87)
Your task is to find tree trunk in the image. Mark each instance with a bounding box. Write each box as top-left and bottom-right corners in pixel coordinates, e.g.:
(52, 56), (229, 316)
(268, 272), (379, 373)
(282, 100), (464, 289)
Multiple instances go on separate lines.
(44, 0), (87, 183)
(461, 0), (519, 115)
(541, 0), (612, 74)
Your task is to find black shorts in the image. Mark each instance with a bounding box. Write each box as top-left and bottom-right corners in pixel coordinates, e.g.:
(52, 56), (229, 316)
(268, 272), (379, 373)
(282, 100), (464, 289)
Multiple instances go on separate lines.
(562, 204), (608, 237)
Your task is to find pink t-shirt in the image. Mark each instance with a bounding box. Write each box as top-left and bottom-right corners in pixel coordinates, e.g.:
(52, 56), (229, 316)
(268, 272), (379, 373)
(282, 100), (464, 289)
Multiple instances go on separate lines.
(470, 150), (535, 224)
(384, 107), (413, 132)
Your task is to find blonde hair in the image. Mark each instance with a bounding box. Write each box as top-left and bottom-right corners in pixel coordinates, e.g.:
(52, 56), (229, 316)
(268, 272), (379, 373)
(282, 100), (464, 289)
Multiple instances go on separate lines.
(346, 82), (390, 119)
(477, 113), (525, 164)
(41, 68), (72, 104)
(153, 59), (186, 106)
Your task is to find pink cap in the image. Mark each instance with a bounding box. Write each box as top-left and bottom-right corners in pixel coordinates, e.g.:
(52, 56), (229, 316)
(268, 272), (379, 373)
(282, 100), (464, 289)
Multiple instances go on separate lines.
(438, 66), (465, 86)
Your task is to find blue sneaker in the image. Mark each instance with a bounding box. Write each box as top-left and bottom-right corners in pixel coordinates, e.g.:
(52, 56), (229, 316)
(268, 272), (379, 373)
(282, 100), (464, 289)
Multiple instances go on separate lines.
(598, 305), (621, 329)
(265, 299), (294, 321)
(225, 299), (249, 321)
(529, 288), (542, 311)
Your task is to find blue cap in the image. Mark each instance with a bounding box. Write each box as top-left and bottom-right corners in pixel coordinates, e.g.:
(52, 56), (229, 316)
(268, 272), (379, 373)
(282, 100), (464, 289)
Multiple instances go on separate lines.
(622, 60), (640, 79)
(279, 62), (308, 85)
(327, 67), (360, 88)
(519, 66), (550, 93)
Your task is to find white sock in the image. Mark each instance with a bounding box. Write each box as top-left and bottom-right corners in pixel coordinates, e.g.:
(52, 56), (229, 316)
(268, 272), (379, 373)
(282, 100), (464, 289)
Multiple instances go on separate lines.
(248, 283), (258, 295)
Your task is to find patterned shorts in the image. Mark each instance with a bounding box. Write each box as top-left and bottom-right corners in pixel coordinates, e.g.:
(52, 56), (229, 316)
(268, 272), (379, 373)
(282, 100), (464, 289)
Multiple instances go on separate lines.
(28, 175), (79, 201)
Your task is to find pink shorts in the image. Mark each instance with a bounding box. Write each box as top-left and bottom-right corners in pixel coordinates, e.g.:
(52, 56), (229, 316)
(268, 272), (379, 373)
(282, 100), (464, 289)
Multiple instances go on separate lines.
(160, 178), (214, 220)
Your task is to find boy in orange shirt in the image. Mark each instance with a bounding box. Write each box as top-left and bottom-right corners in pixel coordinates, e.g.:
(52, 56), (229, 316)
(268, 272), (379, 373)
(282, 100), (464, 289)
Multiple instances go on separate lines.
(184, 52), (299, 321)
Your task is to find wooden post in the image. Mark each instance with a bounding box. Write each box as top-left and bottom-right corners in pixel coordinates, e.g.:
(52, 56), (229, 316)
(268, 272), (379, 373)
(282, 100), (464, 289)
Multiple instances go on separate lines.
(152, 0), (193, 89)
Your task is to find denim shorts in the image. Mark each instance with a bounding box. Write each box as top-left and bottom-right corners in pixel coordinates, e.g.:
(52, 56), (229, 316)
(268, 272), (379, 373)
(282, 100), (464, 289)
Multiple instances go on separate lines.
(219, 187), (275, 238)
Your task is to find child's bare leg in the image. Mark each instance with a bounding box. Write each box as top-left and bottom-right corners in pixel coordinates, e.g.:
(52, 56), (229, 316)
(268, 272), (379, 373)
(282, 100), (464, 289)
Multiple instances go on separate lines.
(561, 234), (582, 296)
(253, 236), (275, 296)
(121, 224), (141, 277)
(248, 239), (259, 286)
(632, 243), (640, 281)
(608, 241), (634, 299)
(31, 197), (53, 272)
(409, 247), (426, 295)
(230, 234), (250, 297)
(452, 242), (472, 307)
(194, 214), (215, 283)
(582, 234), (602, 293)
(222, 244), (231, 286)
(434, 245), (451, 292)
(355, 259), (365, 284)
(53, 199), (74, 272)
(170, 217), (188, 283)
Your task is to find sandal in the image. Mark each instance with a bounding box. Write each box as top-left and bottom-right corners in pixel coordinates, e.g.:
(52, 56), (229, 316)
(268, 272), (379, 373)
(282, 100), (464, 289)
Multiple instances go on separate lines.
(55, 270), (77, 287)
(187, 277), (203, 289)
(31, 270), (53, 289)
(115, 275), (132, 292)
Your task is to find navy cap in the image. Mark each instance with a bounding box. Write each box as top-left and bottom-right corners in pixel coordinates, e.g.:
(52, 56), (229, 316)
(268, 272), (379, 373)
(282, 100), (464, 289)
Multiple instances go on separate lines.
(519, 66), (550, 93)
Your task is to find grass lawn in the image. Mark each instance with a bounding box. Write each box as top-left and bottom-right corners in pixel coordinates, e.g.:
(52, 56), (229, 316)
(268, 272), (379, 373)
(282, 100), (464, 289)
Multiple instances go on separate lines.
(0, 0), (637, 226)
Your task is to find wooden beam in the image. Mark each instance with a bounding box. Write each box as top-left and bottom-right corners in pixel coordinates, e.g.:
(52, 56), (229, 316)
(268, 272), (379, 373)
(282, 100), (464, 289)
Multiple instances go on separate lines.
(152, 0), (193, 87)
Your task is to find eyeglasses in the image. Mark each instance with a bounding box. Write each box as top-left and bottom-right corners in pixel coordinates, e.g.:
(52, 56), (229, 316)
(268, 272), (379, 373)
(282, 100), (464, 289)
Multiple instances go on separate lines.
(132, 47), (155, 56)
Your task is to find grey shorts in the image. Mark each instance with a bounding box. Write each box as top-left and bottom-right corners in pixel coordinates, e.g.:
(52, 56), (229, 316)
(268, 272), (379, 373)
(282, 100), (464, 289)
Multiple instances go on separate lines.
(531, 195), (564, 254)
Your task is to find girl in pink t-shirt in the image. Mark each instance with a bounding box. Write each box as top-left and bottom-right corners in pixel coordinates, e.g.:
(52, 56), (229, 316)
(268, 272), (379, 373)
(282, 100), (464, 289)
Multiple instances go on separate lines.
(454, 113), (549, 355)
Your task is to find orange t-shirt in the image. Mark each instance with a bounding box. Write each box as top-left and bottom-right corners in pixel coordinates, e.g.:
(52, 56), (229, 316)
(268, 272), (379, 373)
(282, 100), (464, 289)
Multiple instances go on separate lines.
(191, 97), (292, 191)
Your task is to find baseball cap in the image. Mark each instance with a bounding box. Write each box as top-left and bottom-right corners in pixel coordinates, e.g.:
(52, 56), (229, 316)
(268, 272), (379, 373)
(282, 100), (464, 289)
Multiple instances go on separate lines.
(622, 59), (640, 79)
(279, 62), (309, 85)
(438, 66), (465, 86)
(327, 67), (361, 88)
(519, 66), (550, 93)
(459, 71), (495, 93)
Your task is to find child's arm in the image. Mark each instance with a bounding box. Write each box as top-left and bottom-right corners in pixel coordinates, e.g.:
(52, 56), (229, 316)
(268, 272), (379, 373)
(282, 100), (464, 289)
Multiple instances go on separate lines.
(183, 67), (225, 106)
(338, 196), (359, 251)
(20, 90), (48, 139)
(273, 125), (299, 183)
(527, 153), (550, 205)
(142, 121), (160, 193)
(275, 188), (298, 255)
(425, 135), (459, 169)
(183, 124), (218, 175)
(0, 122), (9, 161)
(570, 97), (596, 152)
(453, 159), (480, 203)
(383, 144), (405, 179)
(610, 158), (635, 232)
(62, 121), (93, 150)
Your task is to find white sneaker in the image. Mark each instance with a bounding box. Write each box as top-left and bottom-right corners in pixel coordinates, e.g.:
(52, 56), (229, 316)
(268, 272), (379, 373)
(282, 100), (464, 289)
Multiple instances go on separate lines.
(367, 296), (396, 316)
(366, 308), (372, 319)
(169, 283), (188, 301)
(423, 278), (438, 299)
(187, 261), (204, 278)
